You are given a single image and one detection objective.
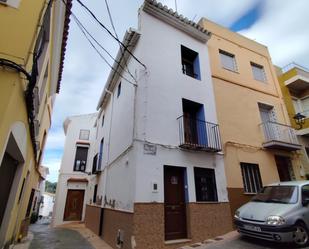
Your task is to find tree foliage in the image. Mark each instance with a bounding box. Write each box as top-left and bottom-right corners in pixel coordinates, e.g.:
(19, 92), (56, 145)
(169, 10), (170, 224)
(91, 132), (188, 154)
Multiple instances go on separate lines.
(45, 180), (57, 193)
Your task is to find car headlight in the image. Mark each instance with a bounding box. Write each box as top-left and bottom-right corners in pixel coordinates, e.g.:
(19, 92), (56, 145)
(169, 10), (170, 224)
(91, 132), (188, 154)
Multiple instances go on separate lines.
(234, 210), (240, 220)
(266, 215), (285, 225)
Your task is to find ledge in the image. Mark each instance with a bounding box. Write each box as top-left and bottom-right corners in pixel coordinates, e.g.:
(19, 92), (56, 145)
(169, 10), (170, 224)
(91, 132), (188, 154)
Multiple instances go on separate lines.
(165, 239), (191, 245)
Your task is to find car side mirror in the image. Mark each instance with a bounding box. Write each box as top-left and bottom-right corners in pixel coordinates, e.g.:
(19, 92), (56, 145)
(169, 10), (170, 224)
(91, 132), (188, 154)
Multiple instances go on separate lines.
(302, 198), (309, 206)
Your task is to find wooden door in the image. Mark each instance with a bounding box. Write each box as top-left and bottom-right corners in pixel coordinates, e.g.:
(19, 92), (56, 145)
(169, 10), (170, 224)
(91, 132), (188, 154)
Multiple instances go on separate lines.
(183, 112), (198, 144)
(64, 190), (85, 221)
(275, 155), (294, 181)
(164, 166), (187, 240)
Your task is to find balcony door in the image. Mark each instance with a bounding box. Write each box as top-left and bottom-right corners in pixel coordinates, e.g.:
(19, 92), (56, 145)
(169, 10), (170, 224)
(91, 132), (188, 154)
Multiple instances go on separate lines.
(259, 104), (279, 140)
(182, 99), (206, 146)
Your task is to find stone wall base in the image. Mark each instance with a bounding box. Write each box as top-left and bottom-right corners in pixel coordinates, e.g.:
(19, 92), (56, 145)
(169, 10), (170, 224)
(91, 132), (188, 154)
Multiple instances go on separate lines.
(85, 202), (233, 249)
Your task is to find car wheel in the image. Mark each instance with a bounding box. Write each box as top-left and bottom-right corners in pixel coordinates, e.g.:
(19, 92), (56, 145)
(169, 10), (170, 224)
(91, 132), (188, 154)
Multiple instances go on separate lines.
(293, 222), (309, 247)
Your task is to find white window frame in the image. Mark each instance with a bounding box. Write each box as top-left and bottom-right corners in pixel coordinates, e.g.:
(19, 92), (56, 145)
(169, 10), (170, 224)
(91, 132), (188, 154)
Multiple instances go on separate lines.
(251, 62), (267, 82)
(219, 49), (238, 72)
(79, 129), (90, 140)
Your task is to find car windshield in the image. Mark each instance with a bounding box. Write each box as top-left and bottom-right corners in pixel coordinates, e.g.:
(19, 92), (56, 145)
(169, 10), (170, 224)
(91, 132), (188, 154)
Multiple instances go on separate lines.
(252, 185), (298, 204)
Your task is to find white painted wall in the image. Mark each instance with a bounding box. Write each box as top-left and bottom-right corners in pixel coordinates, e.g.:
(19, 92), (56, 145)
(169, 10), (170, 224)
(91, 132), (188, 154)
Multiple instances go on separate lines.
(52, 113), (98, 226)
(39, 192), (55, 217)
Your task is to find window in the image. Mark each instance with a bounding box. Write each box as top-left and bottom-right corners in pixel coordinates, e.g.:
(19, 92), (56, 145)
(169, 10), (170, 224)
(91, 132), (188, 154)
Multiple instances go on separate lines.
(92, 153), (98, 174)
(0, 0), (21, 8)
(194, 167), (218, 202)
(251, 62), (266, 82)
(102, 115), (105, 127)
(93, 184), (98, 204)
(219, 49), (237, 72)
(98, 138), (104, 171)
(79, 129), (90, 140)
(181, 45), (201, 80)
(117, 82), (121, 98)
(73, 146), (89, 172)
(240, 163), (263, 193)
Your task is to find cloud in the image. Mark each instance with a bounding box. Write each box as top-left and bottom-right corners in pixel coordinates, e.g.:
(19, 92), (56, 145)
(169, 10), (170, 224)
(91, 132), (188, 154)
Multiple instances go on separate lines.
(239, 0), (309, 68)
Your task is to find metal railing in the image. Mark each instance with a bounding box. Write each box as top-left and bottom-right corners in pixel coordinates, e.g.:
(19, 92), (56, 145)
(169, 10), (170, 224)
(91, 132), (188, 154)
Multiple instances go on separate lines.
(282, 62), (309, 74)
(259, 121), (299, 145)
(177, 115), (222, 151)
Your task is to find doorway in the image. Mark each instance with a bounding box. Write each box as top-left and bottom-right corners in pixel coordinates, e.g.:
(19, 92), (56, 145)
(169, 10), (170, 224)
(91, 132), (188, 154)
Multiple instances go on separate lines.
(63, 190), (85, 221)
(275, 155), (294, 181)
(164, 166), (187, 240)
(0, 153), (18, 227)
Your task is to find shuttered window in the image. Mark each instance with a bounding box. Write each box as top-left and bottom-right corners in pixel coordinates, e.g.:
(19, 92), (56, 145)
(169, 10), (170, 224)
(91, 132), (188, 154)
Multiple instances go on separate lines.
(79, 129), (90, 140)
(251, 62), (266, 82)
(219, 49), (237, 72)
(240, 163), (263, 193)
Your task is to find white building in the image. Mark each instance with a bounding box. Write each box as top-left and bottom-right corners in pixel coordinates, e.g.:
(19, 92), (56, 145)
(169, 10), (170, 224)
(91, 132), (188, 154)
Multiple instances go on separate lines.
(39, 192), (55, 217)
(84, 1), (232, 249)
(52, 113), (97, 226)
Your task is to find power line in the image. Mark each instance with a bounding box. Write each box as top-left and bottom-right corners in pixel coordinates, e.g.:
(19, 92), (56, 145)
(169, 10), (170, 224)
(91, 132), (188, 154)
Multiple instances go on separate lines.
(104, 0), (136, 83)
(76, 0), (146, 69)
(71, 11), (137, 83)
(70, 13), (137, 86)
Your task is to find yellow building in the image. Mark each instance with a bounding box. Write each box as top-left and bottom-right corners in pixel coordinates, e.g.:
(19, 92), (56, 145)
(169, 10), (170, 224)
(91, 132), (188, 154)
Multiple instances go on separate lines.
(0, 0), (71, 247)
(277, 63), (309, 177)
(199, 18), (304, 216)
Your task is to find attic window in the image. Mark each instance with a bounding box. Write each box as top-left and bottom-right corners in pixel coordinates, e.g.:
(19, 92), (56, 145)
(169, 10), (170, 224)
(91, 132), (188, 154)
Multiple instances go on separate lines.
(181, 45), (201, 80)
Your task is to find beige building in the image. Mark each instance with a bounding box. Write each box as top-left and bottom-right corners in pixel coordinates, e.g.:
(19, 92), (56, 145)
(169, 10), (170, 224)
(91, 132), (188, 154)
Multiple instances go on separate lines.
(199, 18), (303, 216)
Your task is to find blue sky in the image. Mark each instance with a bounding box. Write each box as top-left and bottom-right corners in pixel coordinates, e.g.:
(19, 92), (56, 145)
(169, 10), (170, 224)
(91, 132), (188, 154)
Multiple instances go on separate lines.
(43, 0), (309, 182)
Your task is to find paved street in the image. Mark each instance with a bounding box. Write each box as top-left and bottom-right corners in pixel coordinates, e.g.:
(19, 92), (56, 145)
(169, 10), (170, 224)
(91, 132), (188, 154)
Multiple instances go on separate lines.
(29, 224), (94, 249)
(201, 233), (301, 249)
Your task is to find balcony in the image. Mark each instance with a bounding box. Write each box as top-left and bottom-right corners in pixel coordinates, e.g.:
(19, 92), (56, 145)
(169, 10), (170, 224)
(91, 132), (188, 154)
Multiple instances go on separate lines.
(177, 115), (222, 152)
(260, 121), (302, 151)
(282, 63), (309, 92)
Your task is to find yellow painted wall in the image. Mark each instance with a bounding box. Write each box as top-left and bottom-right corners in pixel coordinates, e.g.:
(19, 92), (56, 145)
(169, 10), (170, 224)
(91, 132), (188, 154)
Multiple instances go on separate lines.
(0, 0), (57, 246)
(199, 18), (303, 192)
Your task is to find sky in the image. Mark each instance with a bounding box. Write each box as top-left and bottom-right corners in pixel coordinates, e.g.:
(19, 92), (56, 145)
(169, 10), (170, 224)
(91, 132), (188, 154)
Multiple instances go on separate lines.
(43, 0), (309, 182)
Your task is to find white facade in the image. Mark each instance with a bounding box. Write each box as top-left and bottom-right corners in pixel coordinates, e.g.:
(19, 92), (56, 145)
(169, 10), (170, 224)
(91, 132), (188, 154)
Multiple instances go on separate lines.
(52, 113), (98, 226)
(93, 2), (228, 212)
(39, 192), (55, 217)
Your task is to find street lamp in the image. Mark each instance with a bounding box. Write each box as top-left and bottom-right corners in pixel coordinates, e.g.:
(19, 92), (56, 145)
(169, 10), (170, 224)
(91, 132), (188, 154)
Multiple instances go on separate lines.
(293, 112), (306, 129)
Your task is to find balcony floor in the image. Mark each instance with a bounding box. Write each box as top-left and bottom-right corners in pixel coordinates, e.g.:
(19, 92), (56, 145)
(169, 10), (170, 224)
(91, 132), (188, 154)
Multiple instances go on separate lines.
(262, 140), (302, 151)
(179, 143), (221, 152)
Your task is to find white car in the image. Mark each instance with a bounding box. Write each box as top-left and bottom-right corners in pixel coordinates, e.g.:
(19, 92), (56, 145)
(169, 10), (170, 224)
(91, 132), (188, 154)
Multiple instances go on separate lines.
(234, 181), (309, 247)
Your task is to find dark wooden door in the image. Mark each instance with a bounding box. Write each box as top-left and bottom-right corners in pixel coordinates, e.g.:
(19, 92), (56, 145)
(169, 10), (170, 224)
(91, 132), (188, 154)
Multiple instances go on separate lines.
(164, 166), (187, 240)
(183, 113), (198, 144)
(64, 190), (85, 221)
(275, 155), (294, 181)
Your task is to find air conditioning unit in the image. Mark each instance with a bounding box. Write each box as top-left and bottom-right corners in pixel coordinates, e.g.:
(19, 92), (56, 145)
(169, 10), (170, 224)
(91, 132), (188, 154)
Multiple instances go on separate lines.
(33, 119), (40, 138)
(33, 87), (40, 116)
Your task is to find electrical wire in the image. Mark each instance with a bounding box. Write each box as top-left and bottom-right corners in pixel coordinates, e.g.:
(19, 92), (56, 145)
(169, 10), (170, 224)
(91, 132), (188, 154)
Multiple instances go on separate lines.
(71, 13), (137, 87)
(104, 0), (135, 81)
(104, 0), (136, 83)
(71, 11), (137, 83)
(76, 0), (146, 69)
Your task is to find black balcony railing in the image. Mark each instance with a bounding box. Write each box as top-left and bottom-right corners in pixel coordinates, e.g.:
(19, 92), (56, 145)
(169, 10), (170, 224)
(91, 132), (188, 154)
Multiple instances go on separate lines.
(177, 115), (222, 152)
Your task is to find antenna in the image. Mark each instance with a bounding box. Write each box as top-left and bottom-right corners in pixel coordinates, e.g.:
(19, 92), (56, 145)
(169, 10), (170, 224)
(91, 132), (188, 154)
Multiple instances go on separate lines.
(175, 0), (177, 12)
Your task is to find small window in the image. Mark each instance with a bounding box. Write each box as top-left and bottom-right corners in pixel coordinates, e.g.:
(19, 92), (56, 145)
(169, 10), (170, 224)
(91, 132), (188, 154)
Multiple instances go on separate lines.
(93, 184), (98, 204)
(181, 45), (201, 80)
(117, 82), (121, 98)
(251, 62), (266, 82)
(92, 153), (98, 174)
(194, 167), (218, 202)
(101, 115), (105, 127)
(73, 146), (89, 172)
(240, 163), (263, 193)
(98, 138), (104, 170)
(79, 129), (90, 140)
(219, 49), (237, 72)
